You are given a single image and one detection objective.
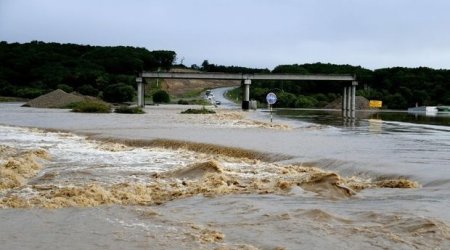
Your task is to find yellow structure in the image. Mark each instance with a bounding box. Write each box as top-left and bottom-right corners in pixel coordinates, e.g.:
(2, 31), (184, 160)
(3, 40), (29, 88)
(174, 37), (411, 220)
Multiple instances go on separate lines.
(369, 100), (383, 108)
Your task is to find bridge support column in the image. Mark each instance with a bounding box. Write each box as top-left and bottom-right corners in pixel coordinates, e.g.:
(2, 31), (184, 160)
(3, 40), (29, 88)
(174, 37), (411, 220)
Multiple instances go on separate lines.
(242, 79), (251, 110)
(136, 77), (144, 107)
(351, 82), (357, 119)
(346, 86), (352, 118)
(342, 87), (348, 117)
(342, 81), (358, 119)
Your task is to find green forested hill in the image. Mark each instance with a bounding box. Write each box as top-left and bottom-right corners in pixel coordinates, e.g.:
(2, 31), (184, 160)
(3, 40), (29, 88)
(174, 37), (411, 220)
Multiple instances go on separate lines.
(1, 41), (449, 109)
(0, 41), (176, 99)
(212, 62), (450, 109)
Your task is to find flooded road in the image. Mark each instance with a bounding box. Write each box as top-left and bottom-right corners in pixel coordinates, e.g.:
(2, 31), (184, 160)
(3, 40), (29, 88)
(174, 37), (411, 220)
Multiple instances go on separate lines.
(1, 103), (449, 249)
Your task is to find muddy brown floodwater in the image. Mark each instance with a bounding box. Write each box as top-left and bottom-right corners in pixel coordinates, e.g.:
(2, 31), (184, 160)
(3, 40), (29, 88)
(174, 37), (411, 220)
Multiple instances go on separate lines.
(1, 103), (450, 249)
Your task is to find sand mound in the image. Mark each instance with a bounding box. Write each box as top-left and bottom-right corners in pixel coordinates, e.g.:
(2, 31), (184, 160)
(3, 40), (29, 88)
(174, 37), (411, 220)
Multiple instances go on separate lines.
(324, 96), (370, 110)
(24, 89), (99, 108)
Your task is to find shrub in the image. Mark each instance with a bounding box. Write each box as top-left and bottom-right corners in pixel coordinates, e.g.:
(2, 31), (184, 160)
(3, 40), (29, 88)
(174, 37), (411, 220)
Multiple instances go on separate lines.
(0, 81), (17, 96)
(56, 84), (73, 93)
(77, 84), (99, 96)
(114, 106), (145, 114)
(153, 90), (170, 103)
(177, 99), (189, 105)
(189, 99), (211, 105)
(295, 96), (318, 108)
(181, 107), (216, 114)
(103, 83), (135, 103)
(71, 101), (111, 113)
(15, 87), (46, 99)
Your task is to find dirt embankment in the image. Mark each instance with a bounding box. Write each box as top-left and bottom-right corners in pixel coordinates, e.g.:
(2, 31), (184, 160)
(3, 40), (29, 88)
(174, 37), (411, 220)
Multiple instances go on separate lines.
(162, 79), (240, 97)
(153, 68), (240, 97)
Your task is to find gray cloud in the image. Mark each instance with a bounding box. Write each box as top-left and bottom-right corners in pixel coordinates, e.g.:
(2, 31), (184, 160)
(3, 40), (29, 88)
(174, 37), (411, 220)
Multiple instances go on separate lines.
(1, 0), (449, 69)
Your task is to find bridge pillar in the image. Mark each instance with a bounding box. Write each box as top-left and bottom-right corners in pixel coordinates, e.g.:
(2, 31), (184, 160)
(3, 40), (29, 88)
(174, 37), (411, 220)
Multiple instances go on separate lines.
(342, 87), (348, 117)
(346, 86), (352, 118)
(342, 81), (358, 119)
(351, 82), (357, 118)
(136, 77), (144, 107)
(242, 79), (251, 110)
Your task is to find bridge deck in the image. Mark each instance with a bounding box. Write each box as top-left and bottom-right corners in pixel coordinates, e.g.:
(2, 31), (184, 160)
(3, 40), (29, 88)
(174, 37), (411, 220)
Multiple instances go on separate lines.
(141, 72), (355, 82)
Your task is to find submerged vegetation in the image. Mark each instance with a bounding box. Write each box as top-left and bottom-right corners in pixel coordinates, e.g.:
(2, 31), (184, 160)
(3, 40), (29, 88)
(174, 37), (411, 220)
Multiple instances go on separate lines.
(181, 107), (216, 114)
(71, 101), (111, 113)
(114, 106), (144, 114)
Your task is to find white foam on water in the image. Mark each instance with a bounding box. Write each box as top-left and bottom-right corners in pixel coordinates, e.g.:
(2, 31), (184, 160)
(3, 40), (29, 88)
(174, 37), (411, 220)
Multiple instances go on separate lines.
(0, 125), (199, 184)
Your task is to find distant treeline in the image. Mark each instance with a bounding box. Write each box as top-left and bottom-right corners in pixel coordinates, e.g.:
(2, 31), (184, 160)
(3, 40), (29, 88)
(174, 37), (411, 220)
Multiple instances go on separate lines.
(198, 61), (450, 109)
(0, 41), (175, 100)
(1, 41), (449, 109)
(194, 60), (270, 74)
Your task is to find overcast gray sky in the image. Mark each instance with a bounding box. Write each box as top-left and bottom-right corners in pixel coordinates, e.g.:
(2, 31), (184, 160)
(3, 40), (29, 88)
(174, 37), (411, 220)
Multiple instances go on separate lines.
(1, 0), (449, 70)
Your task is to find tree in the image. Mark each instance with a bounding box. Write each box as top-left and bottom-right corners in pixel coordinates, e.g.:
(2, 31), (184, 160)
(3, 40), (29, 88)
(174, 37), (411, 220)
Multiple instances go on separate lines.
(385, 93), (407, 109)
(56, 84), (73, 93)
(201, 60), (210, 71)
(152, 90), (170, 103)
(77, 84), (99, 96)
(0, 41), (176, 100)
(152, 50), (176, 70)
(103, 83), (135, 103)
(295, 95), (319, 108)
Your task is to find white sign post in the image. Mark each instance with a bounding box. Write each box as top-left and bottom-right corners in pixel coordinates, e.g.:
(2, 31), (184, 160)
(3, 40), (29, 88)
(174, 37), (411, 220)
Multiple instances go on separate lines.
(266, 92), (277, 123)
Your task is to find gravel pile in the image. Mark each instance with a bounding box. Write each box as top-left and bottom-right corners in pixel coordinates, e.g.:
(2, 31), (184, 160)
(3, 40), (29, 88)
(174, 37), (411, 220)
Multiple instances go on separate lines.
(24, 89), (97, 108)
(324, 96), (369, 110)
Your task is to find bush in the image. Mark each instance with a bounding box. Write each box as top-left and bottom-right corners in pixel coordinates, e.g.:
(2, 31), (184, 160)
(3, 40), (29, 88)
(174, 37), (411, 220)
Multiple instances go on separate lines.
(277, 92), (297, 108)
(114, 106), (144, 114)
(56, 84), (73, 93)
(153, 90), (170, 103)
(181, 107), (216, 114)
(295, 95), (319, 108)
(15, 87), (46, 99)
(71, 101), (111, 113)
(0, 81), (17, 96)
(177, 99), (189, 105)
(103, 83), (135, 103)
(77, 84), (99, 96)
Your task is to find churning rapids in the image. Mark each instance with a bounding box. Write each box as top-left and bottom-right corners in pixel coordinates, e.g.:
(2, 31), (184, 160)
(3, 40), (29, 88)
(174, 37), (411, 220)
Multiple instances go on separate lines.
(0, 102), (449, 249)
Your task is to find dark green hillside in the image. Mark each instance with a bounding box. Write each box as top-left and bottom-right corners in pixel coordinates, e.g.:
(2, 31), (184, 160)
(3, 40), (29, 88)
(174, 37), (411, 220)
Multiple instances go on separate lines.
(0, 41), (176, 101)
(1, 41), (449, 109)
(221, 63), (450, 109)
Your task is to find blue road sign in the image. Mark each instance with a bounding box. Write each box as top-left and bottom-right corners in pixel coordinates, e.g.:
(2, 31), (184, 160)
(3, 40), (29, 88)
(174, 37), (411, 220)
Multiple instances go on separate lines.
(266, 92), (277, 105)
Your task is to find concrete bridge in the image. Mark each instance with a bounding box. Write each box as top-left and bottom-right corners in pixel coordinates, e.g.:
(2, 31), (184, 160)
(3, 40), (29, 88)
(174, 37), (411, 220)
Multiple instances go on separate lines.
(137, 72), (358, 118)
